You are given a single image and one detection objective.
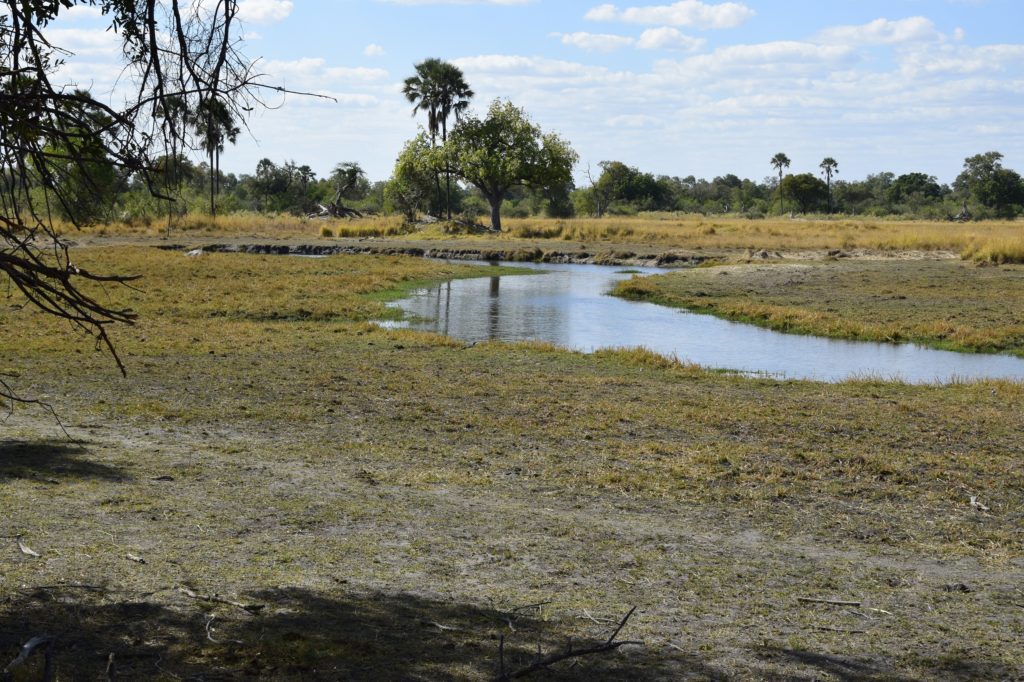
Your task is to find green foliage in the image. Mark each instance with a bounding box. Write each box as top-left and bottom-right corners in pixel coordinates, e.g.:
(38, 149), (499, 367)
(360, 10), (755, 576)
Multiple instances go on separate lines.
(443, 99), (578, 231)
(780, 173), (829, 213)
(889, 172), (943, 204)
(386, 133), (439, 221)
(954, 151), (1024, 217)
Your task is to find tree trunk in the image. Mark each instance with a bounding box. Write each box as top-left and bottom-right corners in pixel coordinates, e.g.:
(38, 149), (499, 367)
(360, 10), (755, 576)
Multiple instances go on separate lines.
(442, 122), (452, 220)
(488, 195), (502, 232)
(209, 149), (216, 218)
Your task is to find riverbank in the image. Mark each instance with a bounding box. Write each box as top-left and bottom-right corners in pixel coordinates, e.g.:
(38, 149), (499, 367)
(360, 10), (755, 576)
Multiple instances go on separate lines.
(68, 212), (1024, 263)
(2, 247), (1022, 679)
(614, 259), (1024, 356)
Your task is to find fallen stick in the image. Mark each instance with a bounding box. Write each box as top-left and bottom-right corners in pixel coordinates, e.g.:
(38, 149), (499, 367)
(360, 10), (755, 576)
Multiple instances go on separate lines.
(421, 620), (459, 632)
(797, 597), (862, 607)
(178, 587), (264, 614)
(3, 635), (53, 674)
(494, 606), (641, 681)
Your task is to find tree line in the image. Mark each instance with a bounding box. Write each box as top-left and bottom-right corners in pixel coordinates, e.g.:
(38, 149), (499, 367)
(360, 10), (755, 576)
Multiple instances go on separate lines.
(13, 56), (1024, 229)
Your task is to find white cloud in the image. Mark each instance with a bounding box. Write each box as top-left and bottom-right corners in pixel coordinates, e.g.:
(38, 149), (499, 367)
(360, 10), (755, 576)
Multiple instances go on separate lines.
(656, 41), (855, 78)
(380, 0), (534, 4)
(816, 17), (940, 46)
(898, 43), (1024, 76)
(605, 114), (660, 128)
(636, 27), (705, 51)
(263, 58), (389, 84)
(47, 28), (121, 56)
(237, 0), (293, 24)
(364, 44), (386, 57)
(585, 1), (755, 29)
(553, 31), (635, 52)
(63, 5), (103, 21)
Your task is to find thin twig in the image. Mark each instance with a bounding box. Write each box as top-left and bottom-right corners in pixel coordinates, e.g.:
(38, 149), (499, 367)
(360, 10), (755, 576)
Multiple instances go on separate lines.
(178, 586), (264, 614)
(796, 597), (862, 607)
(493, 606), (641, 681)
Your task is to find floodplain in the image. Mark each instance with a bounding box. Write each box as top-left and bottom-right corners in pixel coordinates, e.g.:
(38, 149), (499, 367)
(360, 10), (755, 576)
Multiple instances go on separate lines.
(2, 224), (1022, 679)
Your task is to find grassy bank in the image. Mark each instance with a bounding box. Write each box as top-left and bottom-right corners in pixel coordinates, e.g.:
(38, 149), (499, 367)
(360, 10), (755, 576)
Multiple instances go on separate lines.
(66, 212), (1024, 262)
(2, 248), (1022, 679)
(616, 259), (1024, 356)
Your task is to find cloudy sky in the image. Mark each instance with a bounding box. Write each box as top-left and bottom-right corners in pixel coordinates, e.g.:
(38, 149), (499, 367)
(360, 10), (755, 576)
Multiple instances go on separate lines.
(53, 0), (1023, 184)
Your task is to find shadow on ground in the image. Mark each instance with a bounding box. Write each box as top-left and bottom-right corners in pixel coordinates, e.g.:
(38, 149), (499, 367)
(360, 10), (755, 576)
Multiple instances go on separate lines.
(0, 440), (127, 483)
(0, 586), (719, 680)
(759, 645), (1022, 681)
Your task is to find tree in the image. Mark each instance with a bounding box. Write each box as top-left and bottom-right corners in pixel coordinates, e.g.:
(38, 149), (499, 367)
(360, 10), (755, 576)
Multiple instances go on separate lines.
(318, 162), (367, 218)
(1, 0), (259, 408)
(780, 173), (828, 213)
(954, 152), (1024, 218)
(37, 89), (124, 224)
(402, 58), (474, 220)
(770, 153), (791, 214)
(387, 134), (440, 221)
(888, 173), (942, 205)
(819, 157), (838, 214)
(192, 97), (241, 217)
(443, 100), (578, 232)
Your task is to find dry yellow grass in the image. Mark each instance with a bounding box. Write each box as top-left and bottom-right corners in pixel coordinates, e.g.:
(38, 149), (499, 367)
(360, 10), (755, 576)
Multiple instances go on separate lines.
(504, 214), (1024, 254)
(51, 211), (1024, 261)
(59, 211), (410, 239)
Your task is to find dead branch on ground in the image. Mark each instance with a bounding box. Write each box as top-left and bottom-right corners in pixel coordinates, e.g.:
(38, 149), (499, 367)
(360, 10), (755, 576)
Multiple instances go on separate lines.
(494, 606), (641, 681)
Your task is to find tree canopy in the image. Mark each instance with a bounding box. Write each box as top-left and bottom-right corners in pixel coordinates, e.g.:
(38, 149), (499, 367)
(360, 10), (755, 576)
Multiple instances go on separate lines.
(442, 100), (577, 231)
(954, 152), (1024, 217)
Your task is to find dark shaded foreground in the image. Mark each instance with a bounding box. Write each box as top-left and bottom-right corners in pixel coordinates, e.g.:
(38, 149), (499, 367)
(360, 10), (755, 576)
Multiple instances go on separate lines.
(3, 586), (1017, 680)
(2, 587), (702, 680)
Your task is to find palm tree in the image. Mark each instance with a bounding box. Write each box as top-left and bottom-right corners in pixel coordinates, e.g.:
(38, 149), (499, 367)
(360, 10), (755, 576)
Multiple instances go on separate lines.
(434, 62), (473, 220)
(771, 152), (791, 214)
(403, 58), (473, 219)
(193, 98), (240, 217)
(819, 157), (838, 214)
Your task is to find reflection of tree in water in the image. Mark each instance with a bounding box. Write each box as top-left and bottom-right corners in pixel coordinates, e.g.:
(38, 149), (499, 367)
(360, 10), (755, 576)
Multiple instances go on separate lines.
(488, 276), (500, 339)
(400, 274), (568, 345)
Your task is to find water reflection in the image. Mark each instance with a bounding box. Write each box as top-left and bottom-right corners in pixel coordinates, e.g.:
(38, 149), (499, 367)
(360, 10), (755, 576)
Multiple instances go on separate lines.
(382, 262), (1024, 384)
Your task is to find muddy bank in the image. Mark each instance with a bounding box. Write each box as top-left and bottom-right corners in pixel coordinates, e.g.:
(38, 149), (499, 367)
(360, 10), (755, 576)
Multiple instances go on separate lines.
(155, 241), (708, 267)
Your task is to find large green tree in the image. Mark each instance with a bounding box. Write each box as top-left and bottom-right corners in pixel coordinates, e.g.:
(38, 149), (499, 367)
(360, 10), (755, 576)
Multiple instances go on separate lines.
(443, 100), (577, 232)
(954, 152), (1024, 218)
(780, 173), (828, 213)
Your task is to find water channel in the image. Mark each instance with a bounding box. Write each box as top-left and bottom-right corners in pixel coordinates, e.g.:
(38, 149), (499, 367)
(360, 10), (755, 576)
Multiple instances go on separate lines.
(381, 261), (1024, 384)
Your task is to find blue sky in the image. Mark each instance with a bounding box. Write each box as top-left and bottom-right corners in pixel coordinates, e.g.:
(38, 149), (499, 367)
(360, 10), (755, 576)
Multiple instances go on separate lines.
(54, 0), (1024, 184)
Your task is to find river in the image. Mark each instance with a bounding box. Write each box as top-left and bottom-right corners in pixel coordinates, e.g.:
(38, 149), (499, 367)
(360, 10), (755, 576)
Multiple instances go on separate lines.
(380, 262), (1024, 383)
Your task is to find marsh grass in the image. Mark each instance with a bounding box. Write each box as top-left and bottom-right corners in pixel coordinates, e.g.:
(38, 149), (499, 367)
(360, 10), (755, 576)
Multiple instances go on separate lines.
(62, 211), (412, 239)
(504, 214), (1024, 255)
(617, 259), (1024, 355)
